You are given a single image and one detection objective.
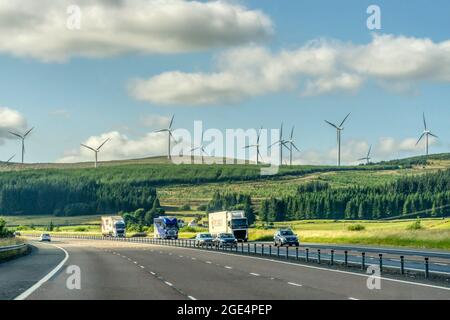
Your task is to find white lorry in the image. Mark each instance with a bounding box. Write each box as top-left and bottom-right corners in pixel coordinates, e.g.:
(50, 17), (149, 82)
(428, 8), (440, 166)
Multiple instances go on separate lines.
(208, 211), (248, 242)
(101, 216), (126, 237)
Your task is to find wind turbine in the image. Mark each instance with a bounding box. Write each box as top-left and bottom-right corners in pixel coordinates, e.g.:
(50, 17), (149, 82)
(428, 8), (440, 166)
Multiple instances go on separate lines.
(191, 129), (209, 164)
(9, 127), (34, 164)
(269, 122), (289, 166)
(358, 145), (372, 165)
(155, 115), (175, 160)
(244, 127), (263, 165)
(325, 113), (350, 166)
(416, 113), (438, 156)
(285, 126), (300, 166)
(80, 138), (110, 168)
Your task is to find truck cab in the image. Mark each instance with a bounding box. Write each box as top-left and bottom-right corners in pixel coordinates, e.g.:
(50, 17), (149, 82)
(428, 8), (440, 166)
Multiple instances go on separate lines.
(154, 216), (179, 240)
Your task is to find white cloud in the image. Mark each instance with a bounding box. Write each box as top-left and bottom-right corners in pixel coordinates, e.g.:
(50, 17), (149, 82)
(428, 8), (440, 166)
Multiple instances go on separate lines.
(0, 107), (27, 143)
(377, 136), (438, 156)
(130, 34), (450, 105)
(140, 114), (171, 129)
(0, 0), (273, 62)
(57, 130), (169, 163)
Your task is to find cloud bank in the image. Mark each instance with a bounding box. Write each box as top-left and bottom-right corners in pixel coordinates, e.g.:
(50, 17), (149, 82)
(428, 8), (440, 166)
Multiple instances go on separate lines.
(130, 34), (450, 105)
(0, 0), (273, 62)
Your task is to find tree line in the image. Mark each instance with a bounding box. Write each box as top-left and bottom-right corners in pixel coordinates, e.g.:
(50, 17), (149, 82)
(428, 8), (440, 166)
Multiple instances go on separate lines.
(0, 174), (158, 216)
(260, 170), (450, 222)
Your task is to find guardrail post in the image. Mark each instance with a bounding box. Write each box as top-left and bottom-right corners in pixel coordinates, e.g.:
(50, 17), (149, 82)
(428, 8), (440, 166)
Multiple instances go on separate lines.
(261, 244), (264, 256)
(296, 247), (299, 260)
(330, 250), (334, 265)
(241, 242), (244, 254)
(425, 257), (429, 279)
(400, 256), (405, 275)
(361, 252), (366, 270)
(277, 245), (280, 258)
(286, 246), (289, 260)
(269, 245), (272, 257)
(254, 243), (257, 255)
(379, 254), (383, 273)
(306, 248), (309, 262)
(247, 243), (250, 254)
(317, 249), (321, 264)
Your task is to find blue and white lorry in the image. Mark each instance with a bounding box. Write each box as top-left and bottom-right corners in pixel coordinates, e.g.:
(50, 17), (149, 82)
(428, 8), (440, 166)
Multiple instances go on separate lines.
(153, 216), (179, 239)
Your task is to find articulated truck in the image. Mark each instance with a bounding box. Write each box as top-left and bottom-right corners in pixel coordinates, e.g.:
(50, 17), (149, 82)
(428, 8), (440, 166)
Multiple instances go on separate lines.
(209, 211), (248, 242)
(154, 216), (179, 239)
(101, 216), (126, 237)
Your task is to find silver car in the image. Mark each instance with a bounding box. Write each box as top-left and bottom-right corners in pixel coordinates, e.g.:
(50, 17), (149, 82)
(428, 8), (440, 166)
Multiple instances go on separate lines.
(195, 233), (214, 247)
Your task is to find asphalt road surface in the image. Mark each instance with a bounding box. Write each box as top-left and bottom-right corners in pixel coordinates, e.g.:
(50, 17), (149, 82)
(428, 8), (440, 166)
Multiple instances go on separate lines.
(2, 239), (450, 300)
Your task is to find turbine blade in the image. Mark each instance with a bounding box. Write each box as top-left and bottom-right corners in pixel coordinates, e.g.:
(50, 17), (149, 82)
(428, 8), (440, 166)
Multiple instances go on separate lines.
(257, 126), (262, 143)
(169, 114), (174, 129)
(429, 132), (438, 139)
(201, 147), (209, 157)
(423, 113), (427, 130)
(292, 143), (300, 152)
(9, 131), (23, 139)
(416, 133), (425, 145)
(154, 129), (167, 133)
(290, 126), (294, 140)
(324, 120), (339, 129)
(367, 145), (372, 157)
(24, 127), (34, 137)
(97, 138), (110, 150)
(81, 144), (96, 152)
(6, 155), (15, 163)
(339, 112), (351, 127)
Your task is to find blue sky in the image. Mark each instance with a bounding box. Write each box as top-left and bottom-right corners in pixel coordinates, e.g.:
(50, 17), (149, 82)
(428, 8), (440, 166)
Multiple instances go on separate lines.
(0, 0), (449, 164)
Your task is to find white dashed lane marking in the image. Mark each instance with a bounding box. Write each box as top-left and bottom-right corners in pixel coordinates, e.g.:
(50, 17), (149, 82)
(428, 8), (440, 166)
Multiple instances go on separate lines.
(250, 273), (260, 276)
(288, 282), (302, 287)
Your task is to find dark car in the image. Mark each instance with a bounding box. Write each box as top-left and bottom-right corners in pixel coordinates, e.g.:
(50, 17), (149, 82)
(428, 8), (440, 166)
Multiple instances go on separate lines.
(214, 233), (237, 248)
(274, 229), (299, 247)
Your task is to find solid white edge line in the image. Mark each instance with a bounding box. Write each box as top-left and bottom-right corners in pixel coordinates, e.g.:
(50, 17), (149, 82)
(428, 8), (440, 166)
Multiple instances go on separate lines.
(348, 297), (359, 300)
(250, 273), (260, 276)
(14, 243), (69, 300)
(188, 296), (197, 300)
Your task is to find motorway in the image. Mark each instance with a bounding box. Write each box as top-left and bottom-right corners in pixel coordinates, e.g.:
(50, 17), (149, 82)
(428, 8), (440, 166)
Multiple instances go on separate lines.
(1, 239), (449, 300)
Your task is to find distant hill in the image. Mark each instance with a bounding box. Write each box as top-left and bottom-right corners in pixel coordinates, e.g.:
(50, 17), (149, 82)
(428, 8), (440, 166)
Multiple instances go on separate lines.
(377, 153), (450, 167)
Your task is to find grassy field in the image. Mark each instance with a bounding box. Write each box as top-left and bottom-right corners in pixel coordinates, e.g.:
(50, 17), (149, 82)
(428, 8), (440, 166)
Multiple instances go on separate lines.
(0, 238), (24, 247)
(250, 218), (450, 250)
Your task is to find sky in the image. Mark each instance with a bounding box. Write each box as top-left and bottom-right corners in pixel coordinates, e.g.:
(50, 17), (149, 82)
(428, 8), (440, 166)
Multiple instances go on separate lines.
(0, 0), (449, 165)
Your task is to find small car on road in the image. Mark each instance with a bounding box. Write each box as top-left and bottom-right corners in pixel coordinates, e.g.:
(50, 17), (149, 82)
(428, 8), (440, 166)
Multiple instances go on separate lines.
(274, 229), (299, 247)
(195, 232), (214, 247)
(213, 233), (237, 248)
(40, 233), (52, 242)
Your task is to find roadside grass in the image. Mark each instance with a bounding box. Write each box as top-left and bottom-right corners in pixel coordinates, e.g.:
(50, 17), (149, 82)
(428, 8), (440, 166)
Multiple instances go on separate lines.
(1, 215), (102, 226)
(0, 238), (24, 247)
(250, 218), (450, 250)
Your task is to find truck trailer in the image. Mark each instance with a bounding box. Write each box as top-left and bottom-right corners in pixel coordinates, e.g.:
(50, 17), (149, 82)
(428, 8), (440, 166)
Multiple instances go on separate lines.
(208, 211), (248, 242)
(101, 216), (126, 237)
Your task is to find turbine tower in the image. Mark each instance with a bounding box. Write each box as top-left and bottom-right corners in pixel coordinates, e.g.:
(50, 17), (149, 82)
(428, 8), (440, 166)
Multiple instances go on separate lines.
(325, 113), (350, 166)
(244, 127), (263, 165)
(286, 126), (300, 166)
(358, 145), (372, 165)
(9, 127), (34, 164)
(191, 129), (209, 164)
(269, 122), (288, 166)
(416, 113), (438, 156)
(155, 115), (175, 160)
(80, 138), (110, 168)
